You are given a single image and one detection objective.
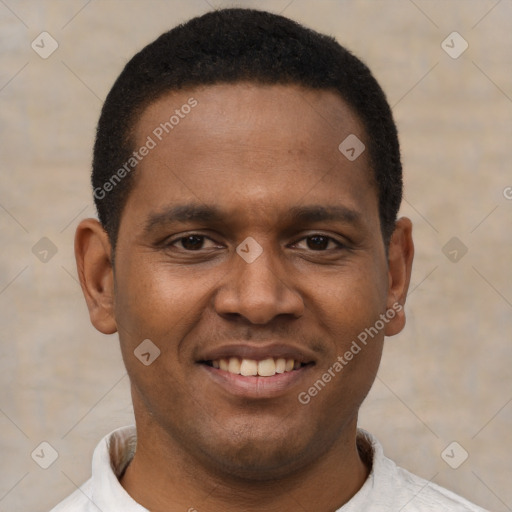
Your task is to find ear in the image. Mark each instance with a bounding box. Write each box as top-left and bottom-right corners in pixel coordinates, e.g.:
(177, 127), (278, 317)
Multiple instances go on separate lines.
(74, 218), (117, 335)
(384, 217), (414, 337)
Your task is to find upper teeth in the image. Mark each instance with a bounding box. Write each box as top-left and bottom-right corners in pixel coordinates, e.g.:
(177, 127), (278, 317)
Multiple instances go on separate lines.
(211, 357), (300, 377)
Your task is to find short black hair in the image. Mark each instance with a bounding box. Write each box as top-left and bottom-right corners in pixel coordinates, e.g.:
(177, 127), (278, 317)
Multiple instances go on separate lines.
(92, 8), (402, 251)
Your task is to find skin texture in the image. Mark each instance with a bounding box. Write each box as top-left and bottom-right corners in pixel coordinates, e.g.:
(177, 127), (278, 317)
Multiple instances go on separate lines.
(75, 83), (414, 512)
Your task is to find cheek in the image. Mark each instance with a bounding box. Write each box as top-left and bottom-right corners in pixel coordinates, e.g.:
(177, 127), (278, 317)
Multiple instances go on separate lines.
(313, 261), (388, 339)
(114, 257), (211, 341)
(305, 258), (388, 394)
(301, 275), (386, 421)
(112, 259), (207, 408)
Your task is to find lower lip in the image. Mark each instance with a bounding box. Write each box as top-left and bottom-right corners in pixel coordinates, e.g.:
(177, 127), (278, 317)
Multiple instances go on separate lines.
(199, 363), (313, 399)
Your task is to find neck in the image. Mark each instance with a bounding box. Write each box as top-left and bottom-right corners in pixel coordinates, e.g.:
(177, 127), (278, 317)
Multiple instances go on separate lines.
(120, 417), (370, 512)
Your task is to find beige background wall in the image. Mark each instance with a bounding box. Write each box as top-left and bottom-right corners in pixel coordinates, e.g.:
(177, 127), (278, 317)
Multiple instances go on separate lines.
(1, 1), (511, 511)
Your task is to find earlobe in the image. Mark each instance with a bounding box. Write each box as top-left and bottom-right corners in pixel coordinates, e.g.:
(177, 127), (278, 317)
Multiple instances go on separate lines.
(384, 217), (414, 337)
(74, 218), (118, 335)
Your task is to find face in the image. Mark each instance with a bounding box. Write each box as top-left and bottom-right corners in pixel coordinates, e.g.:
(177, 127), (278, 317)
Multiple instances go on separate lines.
(78, 83), (413, 480)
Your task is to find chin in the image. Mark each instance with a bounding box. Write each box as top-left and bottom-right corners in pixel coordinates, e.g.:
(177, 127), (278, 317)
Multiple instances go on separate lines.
(193, 421), (319, 481)
(209, 443), (307, 481)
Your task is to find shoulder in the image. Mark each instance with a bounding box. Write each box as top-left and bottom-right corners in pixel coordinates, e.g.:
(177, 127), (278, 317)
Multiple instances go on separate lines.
(392, 464), (489, 511)
(48, 478), (93, 512)
(47, 425), (138, 512)
(353, 430), (489, 512)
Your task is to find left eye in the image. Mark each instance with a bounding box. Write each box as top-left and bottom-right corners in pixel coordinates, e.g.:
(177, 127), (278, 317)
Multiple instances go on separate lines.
(294, 235), (342, 251)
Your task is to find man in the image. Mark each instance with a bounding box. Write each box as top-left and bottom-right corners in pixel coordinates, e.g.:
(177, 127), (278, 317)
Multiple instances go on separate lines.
(52, 8), (487, 512)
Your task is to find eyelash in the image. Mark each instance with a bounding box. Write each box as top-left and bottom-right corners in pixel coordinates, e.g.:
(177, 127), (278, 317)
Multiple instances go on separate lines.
(165, 233), (345, 251)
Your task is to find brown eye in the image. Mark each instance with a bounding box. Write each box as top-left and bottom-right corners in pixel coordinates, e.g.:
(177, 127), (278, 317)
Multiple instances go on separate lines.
(179, 235), (205, 250)
(165, 233), (222, 253)
(306, 235), (331, 250)
(291, 234), (345, 252)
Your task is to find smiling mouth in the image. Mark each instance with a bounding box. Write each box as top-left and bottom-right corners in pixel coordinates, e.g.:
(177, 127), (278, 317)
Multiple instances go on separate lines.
(202, 357), (312, 377)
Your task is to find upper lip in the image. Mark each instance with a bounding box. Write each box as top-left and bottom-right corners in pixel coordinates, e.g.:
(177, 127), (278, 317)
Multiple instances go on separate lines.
(197, 343), (317, 364)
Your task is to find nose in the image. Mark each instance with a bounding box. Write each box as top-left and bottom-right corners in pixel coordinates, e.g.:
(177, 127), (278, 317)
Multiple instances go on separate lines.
(213, 243), (304, 325)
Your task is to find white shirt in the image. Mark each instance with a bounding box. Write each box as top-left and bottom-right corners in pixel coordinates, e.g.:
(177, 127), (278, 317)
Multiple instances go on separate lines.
(50, 425), (489, 512)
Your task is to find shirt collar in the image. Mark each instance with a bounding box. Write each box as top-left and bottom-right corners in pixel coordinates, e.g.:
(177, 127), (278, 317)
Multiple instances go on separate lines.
(89, 425), (381, 511)
(91, 425), (148, 512)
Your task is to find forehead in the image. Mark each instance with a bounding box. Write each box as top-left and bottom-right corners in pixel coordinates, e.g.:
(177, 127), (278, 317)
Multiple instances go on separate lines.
(123, 83), (377, 231)
(136, 82), (368, 159)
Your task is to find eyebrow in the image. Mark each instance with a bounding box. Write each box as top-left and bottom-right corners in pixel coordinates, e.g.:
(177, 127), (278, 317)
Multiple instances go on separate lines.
(143, 203), (362, 235)
(286, 204), (361, 225)
(144, 204), (224, 235)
